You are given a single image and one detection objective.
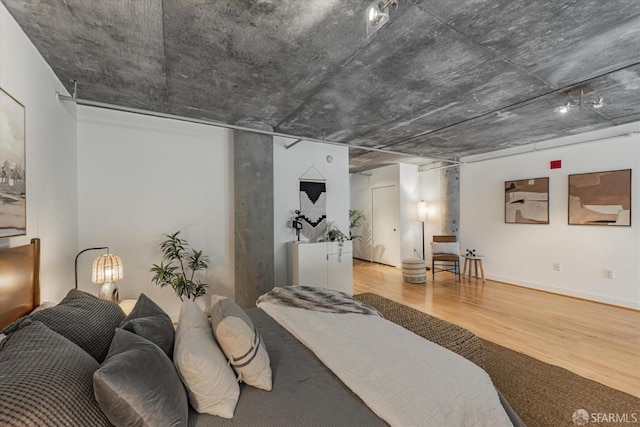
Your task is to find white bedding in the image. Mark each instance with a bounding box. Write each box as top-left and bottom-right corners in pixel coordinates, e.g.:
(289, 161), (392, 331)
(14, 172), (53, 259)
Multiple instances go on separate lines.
(258, 301), (513, 427)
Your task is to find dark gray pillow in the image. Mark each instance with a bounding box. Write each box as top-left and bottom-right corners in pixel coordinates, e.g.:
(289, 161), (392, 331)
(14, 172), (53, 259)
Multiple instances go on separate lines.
(30, 289), (125, 362)
(0, 319), (111, 427)
(93, 328), (188, 427)
(121, 293), (174, 358)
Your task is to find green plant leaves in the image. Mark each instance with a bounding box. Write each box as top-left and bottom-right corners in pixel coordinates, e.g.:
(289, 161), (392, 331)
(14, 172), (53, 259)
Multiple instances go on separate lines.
(150, 231), (209, 300)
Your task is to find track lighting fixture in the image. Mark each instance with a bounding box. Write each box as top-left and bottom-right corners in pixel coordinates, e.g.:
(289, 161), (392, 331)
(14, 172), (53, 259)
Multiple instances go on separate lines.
(366, 0), (398, 37)
(592, 96), (604, 109)
(555, 102), (572, 114)
(554, 86), (604, 114)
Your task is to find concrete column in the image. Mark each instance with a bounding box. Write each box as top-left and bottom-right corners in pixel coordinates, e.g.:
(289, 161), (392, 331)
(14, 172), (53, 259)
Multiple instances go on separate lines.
(440, 164), (460, 236)
(234, 122), (274, 308)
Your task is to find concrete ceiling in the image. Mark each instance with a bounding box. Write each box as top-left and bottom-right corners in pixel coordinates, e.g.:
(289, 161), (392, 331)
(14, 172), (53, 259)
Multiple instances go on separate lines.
(4, 0), (640, 172)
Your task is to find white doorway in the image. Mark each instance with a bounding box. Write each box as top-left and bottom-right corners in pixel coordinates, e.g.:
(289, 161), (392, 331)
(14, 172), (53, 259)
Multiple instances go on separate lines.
(371, 185), (401, 267)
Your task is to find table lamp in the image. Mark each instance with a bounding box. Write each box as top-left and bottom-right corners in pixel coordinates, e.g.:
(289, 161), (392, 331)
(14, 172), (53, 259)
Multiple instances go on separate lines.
(92, 253), (123, 302)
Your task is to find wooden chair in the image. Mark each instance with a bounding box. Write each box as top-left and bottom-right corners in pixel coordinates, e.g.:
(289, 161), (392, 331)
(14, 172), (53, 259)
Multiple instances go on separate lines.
(431, 235), (460, 281)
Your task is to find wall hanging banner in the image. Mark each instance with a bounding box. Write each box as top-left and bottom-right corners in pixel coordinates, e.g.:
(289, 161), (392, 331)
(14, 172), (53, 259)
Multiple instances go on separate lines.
(299, 181), (326, 227)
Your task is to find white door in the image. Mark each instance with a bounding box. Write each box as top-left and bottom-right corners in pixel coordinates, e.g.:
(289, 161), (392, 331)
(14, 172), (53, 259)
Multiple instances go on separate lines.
(371, 186), (401, 267)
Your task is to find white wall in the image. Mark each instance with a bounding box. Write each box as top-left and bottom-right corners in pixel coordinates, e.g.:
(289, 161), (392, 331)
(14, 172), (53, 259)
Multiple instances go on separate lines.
(350, 163), (420, 267)
(273, 137), (349, 286)
(77, 106), (234, 318)
(0, 4), (79, 303)
(460, 133), (640, 309)
(350, 165), (398, 264)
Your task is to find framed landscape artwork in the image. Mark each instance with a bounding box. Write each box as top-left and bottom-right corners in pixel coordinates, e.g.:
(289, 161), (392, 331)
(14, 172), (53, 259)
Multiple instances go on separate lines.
(0, 87), (26, 238)
(505, 177), (549, 224)
(568, 169), (631, 226)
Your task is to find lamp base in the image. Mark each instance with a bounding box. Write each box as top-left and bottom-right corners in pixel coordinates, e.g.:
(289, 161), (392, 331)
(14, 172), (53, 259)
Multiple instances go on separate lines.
(99, 282), (119, 303)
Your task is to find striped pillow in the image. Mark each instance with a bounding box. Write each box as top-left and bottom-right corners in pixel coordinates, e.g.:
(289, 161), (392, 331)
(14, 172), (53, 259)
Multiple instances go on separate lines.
(208, 297), (272, 391)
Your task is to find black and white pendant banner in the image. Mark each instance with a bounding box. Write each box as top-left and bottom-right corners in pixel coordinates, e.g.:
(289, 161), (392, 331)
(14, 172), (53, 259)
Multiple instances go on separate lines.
(299, 180), (327, 227)
(297, 166), (327, 242)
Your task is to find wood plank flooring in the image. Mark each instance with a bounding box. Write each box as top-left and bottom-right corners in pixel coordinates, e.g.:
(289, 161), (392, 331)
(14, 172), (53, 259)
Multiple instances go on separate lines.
(353, 259), (640, 398)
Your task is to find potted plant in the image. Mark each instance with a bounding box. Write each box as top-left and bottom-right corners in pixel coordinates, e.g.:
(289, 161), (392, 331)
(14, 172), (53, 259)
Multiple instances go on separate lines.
(150, 231), (209, 300)
(349, 208), (366, 242)
(326, 222), (348, 245)
(325, 222), (349, 261)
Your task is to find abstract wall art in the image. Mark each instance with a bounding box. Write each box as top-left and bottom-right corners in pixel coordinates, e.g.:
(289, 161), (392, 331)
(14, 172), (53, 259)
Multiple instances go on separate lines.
(505, 177), (549, 224)
(568, 169), (631, 226)
(0, 87), (26, 238)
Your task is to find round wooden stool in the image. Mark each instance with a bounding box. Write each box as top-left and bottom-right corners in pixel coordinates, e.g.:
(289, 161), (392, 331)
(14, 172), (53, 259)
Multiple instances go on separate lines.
(461, 255), (485, 282)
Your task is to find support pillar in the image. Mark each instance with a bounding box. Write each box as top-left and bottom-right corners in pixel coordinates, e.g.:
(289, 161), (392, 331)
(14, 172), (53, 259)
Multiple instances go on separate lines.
(441, 163), (460, 236)
(234, 122), (274, 308)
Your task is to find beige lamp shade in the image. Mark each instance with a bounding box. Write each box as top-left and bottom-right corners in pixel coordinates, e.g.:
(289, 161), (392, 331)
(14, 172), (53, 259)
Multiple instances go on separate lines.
(417, 201), (428, 222)
(91, 254), (123, 284)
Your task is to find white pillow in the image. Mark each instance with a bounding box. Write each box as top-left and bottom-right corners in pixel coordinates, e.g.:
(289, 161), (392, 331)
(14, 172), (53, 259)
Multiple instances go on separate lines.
(174, 299), (240, 418)
(431, 242), (460, 255)
(208, 296), (272, 391)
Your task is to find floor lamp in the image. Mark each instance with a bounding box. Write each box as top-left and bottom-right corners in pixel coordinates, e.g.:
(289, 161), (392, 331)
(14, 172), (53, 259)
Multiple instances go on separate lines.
(417, 201), (428, 262)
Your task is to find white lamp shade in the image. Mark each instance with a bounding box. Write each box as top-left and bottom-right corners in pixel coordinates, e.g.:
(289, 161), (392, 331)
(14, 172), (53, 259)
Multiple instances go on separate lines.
(92, 254), (123, 284)
(417, 201), (428, 222)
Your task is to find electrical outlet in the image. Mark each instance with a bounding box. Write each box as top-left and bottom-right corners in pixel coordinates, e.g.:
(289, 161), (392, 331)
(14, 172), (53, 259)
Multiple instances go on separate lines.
(603, 269), (615, 280)
(553, 263), (561, 271)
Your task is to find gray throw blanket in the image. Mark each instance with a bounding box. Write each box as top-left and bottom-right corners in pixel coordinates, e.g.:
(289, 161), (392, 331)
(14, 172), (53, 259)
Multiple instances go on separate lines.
(257, 286), (382, 317)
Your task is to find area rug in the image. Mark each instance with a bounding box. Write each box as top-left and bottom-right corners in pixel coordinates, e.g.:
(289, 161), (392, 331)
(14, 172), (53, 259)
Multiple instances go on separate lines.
(354, 293), (639, 427)
(482, 339), (639, 427)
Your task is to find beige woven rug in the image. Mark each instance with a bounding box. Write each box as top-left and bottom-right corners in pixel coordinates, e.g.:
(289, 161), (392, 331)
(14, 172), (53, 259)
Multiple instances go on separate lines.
(354, 293), (640, 427)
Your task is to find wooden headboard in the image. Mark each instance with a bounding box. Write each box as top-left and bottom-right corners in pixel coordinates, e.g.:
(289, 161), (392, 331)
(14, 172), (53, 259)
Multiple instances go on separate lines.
(0, 238), (40, 329)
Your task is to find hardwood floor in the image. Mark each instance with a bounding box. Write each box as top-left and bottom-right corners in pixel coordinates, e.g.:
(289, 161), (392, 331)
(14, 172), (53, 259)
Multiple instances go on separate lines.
(353, 259), (640, 398)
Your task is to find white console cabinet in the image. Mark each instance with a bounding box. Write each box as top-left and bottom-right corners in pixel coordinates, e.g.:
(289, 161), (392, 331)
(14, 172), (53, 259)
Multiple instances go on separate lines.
(287, 241), (353, 295)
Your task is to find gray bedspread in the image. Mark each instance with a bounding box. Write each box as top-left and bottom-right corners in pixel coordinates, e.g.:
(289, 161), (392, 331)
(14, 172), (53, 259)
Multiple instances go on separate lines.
(189, 308), (386, 427)
(190, 308), (525, 427)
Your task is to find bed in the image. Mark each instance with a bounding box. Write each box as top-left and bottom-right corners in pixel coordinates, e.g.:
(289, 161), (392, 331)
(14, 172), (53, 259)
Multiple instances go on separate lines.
(0, 239), (524, 426)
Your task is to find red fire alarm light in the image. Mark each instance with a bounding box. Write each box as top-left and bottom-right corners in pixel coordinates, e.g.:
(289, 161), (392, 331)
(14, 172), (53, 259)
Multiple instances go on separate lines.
(550, 160), (562, 169)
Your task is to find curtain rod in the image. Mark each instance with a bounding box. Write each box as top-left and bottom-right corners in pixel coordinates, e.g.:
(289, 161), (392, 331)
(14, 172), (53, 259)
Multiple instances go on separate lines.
(55, 92), (462, 165)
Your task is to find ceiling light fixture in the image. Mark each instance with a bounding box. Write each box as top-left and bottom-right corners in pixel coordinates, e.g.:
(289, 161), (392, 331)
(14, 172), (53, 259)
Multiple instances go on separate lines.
(555, 86), (605, 114)
(592, 96), (604, 109)
(366, 0), (398, 37)
(554, 102), (572, 114)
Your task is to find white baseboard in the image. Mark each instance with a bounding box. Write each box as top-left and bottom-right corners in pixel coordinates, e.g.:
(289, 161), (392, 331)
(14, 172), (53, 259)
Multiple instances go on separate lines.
(487, 274), (640, 310)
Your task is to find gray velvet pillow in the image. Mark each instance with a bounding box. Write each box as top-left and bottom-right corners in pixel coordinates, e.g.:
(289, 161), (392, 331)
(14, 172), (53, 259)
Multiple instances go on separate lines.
(29, 289), (125, 362)
(93, 328), (188, 427)
(120, 293), (174, 358)
(0, 319), (111, 427)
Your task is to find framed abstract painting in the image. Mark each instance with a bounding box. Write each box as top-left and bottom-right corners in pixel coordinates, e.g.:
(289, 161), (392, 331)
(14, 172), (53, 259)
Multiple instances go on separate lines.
(568, 169), (631, 226)
(505, 177), (549, 224)
(0, 87), (26, 238)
